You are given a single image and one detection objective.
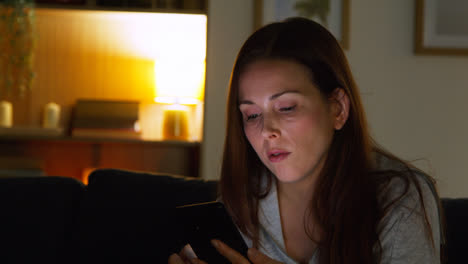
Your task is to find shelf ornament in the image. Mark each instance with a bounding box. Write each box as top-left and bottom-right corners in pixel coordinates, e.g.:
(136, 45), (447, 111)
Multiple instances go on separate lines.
(0, 0), (36, 97)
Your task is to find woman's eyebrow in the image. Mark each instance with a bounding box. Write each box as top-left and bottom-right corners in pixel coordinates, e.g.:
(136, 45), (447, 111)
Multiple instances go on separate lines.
(270, 90), (300, 100)
(239, 90), (301, 106)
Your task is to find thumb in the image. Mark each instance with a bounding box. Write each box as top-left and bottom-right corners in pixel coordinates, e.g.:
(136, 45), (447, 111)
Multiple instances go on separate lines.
(248, 248), (282, 264)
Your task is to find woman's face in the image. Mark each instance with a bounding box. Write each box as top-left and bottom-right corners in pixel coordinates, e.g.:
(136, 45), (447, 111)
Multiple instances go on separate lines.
(238, 59), (342, 184)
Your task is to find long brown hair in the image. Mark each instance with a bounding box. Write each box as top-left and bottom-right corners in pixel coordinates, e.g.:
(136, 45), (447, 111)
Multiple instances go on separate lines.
(219, 17), (442, 264)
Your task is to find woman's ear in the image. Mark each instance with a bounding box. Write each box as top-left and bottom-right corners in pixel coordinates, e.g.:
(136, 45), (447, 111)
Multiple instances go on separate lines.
(330, 88), (350, 130)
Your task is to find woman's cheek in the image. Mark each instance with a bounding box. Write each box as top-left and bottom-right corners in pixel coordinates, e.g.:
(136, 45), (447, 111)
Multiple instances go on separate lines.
(244, 124), (261, 145)
(243, 125), (255, 140)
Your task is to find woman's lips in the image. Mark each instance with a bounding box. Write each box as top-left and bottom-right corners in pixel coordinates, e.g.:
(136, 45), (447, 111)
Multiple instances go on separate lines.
(268, 151), (291, 162)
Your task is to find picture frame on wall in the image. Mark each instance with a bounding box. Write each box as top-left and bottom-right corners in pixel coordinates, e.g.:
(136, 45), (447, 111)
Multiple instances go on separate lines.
(415, 0), (468, 56)
(254, 0), (350, 49)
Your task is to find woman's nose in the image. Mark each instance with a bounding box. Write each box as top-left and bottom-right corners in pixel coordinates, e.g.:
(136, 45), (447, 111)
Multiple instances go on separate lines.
(261, 114), (280, 139)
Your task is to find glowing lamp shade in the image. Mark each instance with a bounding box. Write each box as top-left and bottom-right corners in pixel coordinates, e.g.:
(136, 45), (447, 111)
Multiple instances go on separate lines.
(153, 14), (206, 105)
(154, 58), (205, 105)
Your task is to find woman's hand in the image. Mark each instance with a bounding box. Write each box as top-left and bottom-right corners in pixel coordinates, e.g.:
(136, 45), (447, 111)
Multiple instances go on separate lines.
(168, 239), (283, 264)
(168, 244), (198, 264)
(211, 239), (283, 264)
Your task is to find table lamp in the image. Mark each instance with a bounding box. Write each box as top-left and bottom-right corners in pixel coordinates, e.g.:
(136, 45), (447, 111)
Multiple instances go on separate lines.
(154, 58), (205, 141)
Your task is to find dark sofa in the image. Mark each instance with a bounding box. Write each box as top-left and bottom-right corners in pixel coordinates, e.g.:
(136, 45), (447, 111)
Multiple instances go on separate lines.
(0, 169), (466, 263)
(0, 169), (217, 264)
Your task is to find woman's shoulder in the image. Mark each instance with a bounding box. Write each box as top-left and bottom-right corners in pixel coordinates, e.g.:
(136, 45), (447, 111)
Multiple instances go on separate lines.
(374, 152), (437, 209)
(374, 153), (441, 262)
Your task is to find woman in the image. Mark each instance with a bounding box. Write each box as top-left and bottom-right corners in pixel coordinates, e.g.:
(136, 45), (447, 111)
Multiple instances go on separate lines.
(170, 17), (443, 264)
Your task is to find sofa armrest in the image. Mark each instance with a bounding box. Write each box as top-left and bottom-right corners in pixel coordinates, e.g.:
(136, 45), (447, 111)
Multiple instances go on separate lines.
(0, 176), (84, 264)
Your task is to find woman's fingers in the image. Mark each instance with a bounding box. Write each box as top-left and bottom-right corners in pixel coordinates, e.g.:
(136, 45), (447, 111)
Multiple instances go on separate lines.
(247, 248), (283, 264)
(168, 253), (185, 264)
(180, 244), (198, 261)
(175, 240), (283, 264)
(211, 239), (251, 264)
(168, 252), (208, 264)
(169, 244), (199, 264)
(210, 239), (283, 264)
(188, 258), (208, 264)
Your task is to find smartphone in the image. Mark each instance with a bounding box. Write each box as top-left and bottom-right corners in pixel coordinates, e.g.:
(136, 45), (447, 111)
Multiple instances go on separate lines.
(175, 201), (248, 264)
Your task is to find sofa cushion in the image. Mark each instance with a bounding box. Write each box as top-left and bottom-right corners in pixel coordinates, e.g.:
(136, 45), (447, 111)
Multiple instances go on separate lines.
(0, 176), (85, 264)
(75, 169), (218, 264)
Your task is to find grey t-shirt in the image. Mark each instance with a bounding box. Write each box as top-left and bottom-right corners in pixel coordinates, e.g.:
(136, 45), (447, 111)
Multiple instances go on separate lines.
(239, 155), (441, 264)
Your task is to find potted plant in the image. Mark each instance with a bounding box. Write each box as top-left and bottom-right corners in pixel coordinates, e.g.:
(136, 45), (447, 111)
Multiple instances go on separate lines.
(0, 0), (35, 97)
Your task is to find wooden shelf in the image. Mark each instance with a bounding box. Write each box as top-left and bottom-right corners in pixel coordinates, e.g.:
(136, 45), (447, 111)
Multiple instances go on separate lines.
(0, 127), (199, 144)
(0, 127), (65, 138)
(0, 134), (200, 181)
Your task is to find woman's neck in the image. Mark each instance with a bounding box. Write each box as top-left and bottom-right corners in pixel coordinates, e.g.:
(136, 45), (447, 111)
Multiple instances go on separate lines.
(276, 175), (319, 263)
(277, 175), (317, 206)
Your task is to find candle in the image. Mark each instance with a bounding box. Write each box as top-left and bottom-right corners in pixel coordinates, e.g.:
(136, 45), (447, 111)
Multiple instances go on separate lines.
(0, 101), (13, 127)
(42, 102), (61, 129)
(162, 104), (189, 140)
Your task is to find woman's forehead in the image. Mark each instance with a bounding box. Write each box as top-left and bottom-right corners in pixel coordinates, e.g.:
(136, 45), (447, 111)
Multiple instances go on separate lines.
(238, 60), (317, 99)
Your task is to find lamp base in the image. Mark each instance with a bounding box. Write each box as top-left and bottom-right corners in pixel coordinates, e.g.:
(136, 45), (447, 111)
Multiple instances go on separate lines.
(162, 105), (189, 141)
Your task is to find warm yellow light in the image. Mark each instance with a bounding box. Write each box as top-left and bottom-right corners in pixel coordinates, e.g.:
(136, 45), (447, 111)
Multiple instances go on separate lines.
(35, 9), (207, 103)
(150, 13), (207, 104)
(87, 11), (207, 60)
(36, 10), (206, 61)
(154, 59), (205, 104)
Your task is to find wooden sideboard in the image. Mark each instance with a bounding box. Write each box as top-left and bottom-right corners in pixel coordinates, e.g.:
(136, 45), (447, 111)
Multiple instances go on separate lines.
(0, 134), (200, 182)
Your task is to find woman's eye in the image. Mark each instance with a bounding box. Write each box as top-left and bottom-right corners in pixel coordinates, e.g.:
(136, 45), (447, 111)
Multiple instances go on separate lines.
(246, 113), (260, 121)
(279, 105), (296, 112)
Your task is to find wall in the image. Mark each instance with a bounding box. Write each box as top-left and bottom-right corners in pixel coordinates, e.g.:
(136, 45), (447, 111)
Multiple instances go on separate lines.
(201, 0), (253, 180)
(202, 0), (468, 198)
(347, 0), (468, 198)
